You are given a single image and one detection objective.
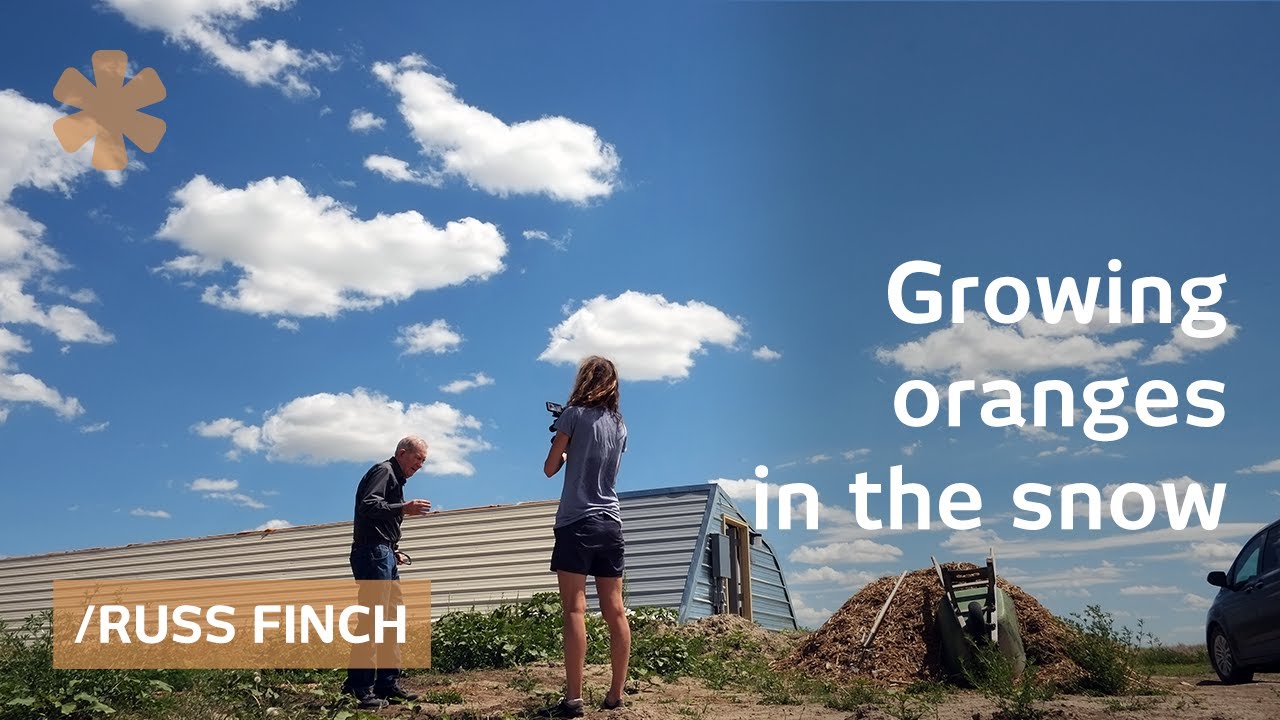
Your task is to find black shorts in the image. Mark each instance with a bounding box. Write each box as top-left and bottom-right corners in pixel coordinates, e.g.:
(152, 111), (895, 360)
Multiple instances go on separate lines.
(550, 514), (625, 578)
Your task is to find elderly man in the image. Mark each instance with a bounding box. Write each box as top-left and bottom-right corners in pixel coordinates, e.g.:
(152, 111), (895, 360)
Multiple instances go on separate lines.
(341, 436), (433, 709)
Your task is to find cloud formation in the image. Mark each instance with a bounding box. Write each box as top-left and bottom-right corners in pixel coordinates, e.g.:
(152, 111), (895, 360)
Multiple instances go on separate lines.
(154, 175), (506, 317)
(102, 0), (336, 96)
(194, 388), (490, 474)
(373, 55), (620, 204)
(539, 292), (742, 381)
(395, 320), (462, 355)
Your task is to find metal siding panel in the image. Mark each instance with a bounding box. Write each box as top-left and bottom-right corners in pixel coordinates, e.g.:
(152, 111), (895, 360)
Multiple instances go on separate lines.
(0, 489), (716, 625)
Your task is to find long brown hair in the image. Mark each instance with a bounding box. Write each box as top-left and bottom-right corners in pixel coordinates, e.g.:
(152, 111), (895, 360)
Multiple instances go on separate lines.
(567, 355), (621, 418)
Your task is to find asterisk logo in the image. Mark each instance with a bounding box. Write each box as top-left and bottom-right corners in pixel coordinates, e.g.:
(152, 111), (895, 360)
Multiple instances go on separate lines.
(53, 50), (166, 171)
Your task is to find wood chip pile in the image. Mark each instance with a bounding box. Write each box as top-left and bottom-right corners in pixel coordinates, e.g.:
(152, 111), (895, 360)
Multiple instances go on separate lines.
(780, 564), (1085, 685)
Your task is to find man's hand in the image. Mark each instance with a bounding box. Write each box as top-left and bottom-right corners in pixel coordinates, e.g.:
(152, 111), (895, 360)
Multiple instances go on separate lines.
(403, 498), (432, 516)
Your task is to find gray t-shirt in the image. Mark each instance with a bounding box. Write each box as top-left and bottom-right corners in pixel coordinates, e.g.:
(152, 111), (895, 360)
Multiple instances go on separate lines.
(553, 405), (627, 528)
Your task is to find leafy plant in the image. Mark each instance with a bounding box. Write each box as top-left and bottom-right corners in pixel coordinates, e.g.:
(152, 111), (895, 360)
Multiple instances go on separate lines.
(964, 642), (1055, 720)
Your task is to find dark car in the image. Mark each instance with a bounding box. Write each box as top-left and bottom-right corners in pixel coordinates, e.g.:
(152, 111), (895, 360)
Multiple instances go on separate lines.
(1205, 517), (1280, 683)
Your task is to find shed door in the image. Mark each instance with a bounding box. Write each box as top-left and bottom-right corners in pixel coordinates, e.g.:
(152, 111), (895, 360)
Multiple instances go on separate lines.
(722, 516), (753, 620)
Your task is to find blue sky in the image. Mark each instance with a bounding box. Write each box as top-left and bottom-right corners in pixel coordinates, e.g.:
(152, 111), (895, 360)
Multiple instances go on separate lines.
(2, 1), (1278, 643)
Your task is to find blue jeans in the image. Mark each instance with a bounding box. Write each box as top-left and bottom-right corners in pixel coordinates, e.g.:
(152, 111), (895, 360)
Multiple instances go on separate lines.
(344, 543), (401, 692)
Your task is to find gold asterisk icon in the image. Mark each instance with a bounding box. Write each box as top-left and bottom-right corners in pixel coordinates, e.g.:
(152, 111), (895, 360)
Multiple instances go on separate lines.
(53, 50), (166, 171)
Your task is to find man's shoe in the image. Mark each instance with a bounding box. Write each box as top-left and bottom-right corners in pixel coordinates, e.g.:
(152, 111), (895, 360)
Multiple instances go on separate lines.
(341, 686), (388, 710)
(601, 696), (624, 710)
(535, 698), (585, 718)
(374, 684), (419, 702)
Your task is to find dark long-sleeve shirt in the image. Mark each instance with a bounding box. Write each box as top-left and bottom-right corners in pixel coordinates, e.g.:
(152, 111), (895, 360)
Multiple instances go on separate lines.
(351, 458), (407, 546)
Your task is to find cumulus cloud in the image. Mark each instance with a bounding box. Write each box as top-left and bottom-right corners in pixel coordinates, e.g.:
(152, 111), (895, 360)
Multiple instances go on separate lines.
(752, 345), (781, 361)
(154, 175), (506, 317)
(349, 109), (385, 132)
(363, 154), (437, 185)
(195, 388), (490, 474)
(1120, 585), (1182, 595)
(1236, 458), (1280, 475)
(788, 539), (903, 565)
(539, 291), (742, 381)
(252, 519), (291, 531)
(439, 372), (493, 394)
(789, 593), (834, 629)
(843, 449), (871, 461)
(788, 566), (880, 588)
(190, 478), (239, 492)
(79, 421), (109, 433)
(0, 90), (117, 422)
(100, 0), (336, 96)
(373, 55), (620, 204)
(395, 319), (462, 355)
(1002, 561), (1128, 591)
(876, 311), (1143, 380)
(130, 508), (171, 519)
(188, 478), (266, 508)
(1143, 320), (1238, 365)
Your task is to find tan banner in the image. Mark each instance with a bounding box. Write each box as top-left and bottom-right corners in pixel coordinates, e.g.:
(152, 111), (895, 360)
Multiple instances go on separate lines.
(53, 579), (430, 669)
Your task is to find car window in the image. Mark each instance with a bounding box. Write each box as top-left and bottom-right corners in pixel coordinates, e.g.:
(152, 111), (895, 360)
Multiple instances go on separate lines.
(1231, 534), (1265, 587)
(1265, 529), (1280, 576)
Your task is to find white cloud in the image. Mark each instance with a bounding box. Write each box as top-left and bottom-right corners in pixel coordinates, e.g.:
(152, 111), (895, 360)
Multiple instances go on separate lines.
(195, 388), (490, 474)
(1036, 446), (1068, 458)
(205, 491), (266, 509)
(788, 539), (903, 565)
(373, 55), (620, 204)
(349, 109), (385, 132)
(130, 508), (170, 519)
(788, 566), (879, 588)
(941, 523), (1261, 560)
(1001, 561), (1127, 591)
(154, 175), (506, 317)
(0, 372), (84, 420)
(1181, 592), (1214, 611)
(363, 154), (438, 185)
(877, 311), (1143, 380)
(192, 417), (262, 457)
(1237, 458), (1280, 475)
(0, 91), (118, 422)
(1143, 321), (1238, 365)
(190, 478), (239, 492)
(253, 519), (291, 531)
(752, 345), (781, 361)
(101, 0), (336, 96)
(901, 440), (921, 457)
(539, 291), (742, 381)
(1068, 476), (1213, 520)
(523, 228), (569, 252)
(843, 449), (871, 461)
(1120, 585), (1182, 596)
(1016, 307), (1132, 337)
(79, 421), (109, 433)
(1017, 425), (1069, 443)
(396, 319), (462, 355)
(789, 592), (834, 629)
(439, 372), (494, 394)
(807, 454), (831, 464)
(275, 318), (299, 332)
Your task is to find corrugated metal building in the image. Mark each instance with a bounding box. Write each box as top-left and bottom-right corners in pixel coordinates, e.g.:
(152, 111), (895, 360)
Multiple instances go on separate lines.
(0, 484), (797, 632)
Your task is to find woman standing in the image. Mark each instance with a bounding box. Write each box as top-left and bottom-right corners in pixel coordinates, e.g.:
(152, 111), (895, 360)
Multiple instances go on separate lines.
(540, 356), (630, 717)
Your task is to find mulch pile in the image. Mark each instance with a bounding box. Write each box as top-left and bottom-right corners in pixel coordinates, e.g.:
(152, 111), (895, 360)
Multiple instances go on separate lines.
(780, 563), (1085, 686)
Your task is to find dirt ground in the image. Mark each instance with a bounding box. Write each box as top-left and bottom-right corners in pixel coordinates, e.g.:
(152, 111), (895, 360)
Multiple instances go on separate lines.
(386, 665), (1280, 720)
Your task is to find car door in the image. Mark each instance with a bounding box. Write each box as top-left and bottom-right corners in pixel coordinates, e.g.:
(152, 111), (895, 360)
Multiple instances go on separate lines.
(1249, 528), (1280, 660)
(1222, 533), (1266, 661)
